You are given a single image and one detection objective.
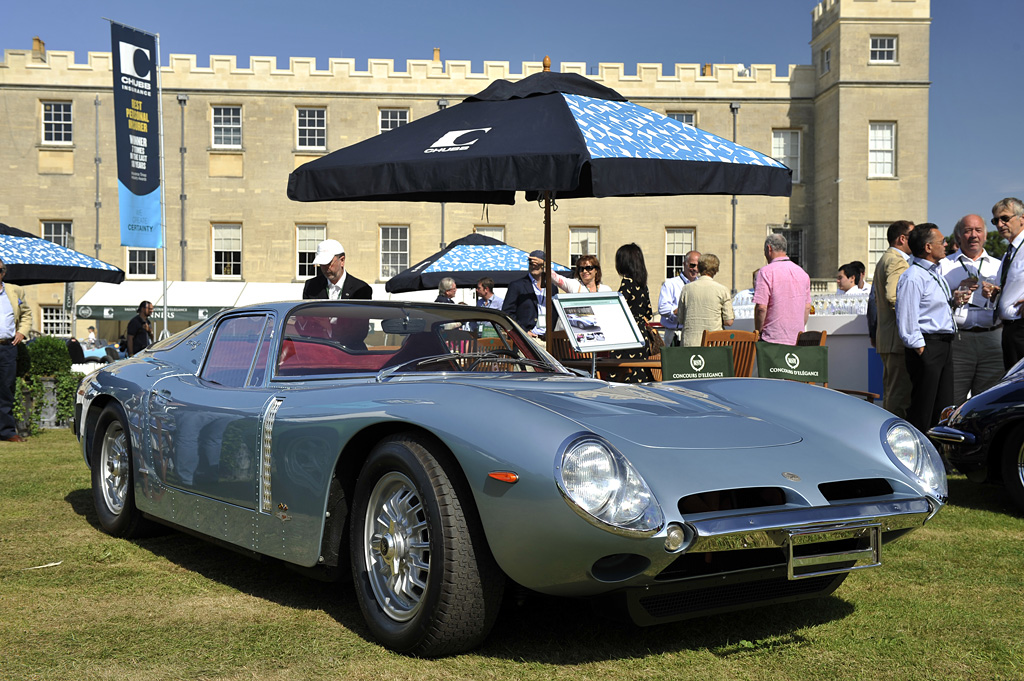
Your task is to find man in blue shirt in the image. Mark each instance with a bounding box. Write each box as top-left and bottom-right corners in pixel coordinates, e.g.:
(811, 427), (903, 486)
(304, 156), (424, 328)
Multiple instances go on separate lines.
(475, 277), (503, 310)
(896, 223), (968, 432)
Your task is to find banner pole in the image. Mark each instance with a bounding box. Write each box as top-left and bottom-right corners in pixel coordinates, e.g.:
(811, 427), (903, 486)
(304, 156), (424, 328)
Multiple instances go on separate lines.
(155, 32), (169, 340)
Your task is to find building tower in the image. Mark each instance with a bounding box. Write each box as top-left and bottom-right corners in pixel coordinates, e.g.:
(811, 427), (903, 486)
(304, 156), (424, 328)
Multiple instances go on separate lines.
(811, 0), (930, 274)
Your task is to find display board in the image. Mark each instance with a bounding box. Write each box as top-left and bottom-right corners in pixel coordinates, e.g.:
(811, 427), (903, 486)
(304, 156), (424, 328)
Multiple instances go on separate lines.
(551, 292), (645, 353)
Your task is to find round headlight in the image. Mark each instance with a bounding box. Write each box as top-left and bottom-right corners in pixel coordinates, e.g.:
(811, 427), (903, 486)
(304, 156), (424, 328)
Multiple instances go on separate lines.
(886, 423), (948, 500)
(560, 441), (618, 514)
(557, 437), (663, 536)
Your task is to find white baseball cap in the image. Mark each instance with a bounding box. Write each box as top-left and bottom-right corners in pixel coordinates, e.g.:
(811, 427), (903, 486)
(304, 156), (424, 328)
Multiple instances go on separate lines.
(312, 239), (345, 265)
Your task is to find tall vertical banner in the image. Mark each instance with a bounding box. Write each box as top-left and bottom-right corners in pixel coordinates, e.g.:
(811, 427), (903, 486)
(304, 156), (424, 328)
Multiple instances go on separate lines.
(110, 23), (163, 248)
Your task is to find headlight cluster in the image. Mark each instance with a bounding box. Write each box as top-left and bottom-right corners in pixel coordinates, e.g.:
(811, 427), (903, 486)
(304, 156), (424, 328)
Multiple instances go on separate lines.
(885, 423), (948, 500)
(556, 437), (663, 536)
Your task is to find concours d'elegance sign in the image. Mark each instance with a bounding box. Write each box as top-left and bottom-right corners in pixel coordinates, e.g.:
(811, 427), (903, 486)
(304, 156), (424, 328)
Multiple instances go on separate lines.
(756, 343), (829, 382)
(110, 22), (162, 249)
(661, 346), (734, 380)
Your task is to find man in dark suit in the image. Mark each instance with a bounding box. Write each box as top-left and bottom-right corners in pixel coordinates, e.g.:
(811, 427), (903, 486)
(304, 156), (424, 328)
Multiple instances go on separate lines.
(503, 250), (554, 338)
(302, 239), (372, 300)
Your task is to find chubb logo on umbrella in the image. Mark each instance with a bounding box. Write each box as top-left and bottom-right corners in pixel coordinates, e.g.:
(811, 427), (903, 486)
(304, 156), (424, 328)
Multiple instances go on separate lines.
(425, 128), (492, 154)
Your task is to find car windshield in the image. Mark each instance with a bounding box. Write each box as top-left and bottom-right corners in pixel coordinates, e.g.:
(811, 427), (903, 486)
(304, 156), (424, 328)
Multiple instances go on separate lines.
(275, 303), (566, 378)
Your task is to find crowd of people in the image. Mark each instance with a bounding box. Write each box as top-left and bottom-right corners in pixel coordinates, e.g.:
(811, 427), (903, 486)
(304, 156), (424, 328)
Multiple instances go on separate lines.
(45, 202), (1021, 444)
(869, 199), (1024, 433)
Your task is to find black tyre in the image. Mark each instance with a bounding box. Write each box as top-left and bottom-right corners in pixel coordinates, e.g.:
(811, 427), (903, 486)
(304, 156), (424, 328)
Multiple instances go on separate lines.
(90, 403), (154, 538)
(1001, 426), (1024, 513)
(350, 435), (504, 656)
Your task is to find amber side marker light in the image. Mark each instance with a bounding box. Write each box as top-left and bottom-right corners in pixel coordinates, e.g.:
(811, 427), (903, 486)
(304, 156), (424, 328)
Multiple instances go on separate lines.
(488, 471), (519, 484)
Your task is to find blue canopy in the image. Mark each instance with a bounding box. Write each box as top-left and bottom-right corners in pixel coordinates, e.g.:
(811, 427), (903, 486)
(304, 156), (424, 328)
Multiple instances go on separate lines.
(0, 223), (125, 285)
(385, 233), (570, 293)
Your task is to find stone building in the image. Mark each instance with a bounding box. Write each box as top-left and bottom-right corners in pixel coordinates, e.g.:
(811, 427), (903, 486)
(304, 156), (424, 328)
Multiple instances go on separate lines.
(0, 0), (928, 339)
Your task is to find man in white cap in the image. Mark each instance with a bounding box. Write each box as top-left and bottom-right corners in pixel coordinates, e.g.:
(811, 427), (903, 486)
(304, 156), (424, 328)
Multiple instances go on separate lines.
(302, 239), (372, 300)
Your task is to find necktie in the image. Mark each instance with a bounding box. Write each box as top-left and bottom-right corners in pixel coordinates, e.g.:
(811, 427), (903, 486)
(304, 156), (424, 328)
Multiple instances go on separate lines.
(1002, 245), (1017, 288)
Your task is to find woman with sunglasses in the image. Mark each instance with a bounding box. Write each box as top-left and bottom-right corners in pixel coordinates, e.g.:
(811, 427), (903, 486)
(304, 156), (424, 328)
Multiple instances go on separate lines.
(549, 255), (612, 294)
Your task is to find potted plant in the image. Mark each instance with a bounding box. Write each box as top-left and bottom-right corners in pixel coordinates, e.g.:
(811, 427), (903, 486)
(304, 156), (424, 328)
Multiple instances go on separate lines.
(16, 336), (82, 433)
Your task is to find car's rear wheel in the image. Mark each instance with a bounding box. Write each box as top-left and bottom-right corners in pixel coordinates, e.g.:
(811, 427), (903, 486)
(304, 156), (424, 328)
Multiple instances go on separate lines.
(1001, 426), (1024, 513)
(91, 403), (154, 538)
(350, 435), (503, 656)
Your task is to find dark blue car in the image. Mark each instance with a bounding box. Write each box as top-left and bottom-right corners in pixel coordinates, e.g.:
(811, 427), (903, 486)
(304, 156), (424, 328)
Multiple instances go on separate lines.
(928, 359), (1024, 513)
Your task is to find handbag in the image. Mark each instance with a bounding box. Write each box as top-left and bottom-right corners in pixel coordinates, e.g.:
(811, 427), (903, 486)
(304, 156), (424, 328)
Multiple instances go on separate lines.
(644, 321), (666, 351)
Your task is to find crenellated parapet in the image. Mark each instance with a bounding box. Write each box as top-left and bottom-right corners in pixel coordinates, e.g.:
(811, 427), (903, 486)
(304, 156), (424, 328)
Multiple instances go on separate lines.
(812, 0), (929, 35)
(1, 48), (814, 99)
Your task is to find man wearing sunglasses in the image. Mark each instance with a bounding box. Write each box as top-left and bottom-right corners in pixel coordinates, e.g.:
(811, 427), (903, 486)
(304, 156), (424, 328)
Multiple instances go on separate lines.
(658, 250), (700, 345)
(0, 257), (32, 442)
(984, 198), (1024, 369)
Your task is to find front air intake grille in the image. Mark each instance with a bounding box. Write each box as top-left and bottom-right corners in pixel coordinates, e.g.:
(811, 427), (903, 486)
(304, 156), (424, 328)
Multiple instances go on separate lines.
(639, 574), (838, 620)
(677, 487), (787, 515)
(818, 478), (894, 502)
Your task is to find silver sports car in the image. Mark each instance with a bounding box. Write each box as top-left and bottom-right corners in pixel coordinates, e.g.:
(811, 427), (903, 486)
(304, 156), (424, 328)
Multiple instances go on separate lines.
(76, 301), (947, 656)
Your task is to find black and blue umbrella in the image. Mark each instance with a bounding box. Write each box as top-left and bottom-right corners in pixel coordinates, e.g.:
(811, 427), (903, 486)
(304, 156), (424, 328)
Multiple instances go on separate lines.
(384, 233), (571, 293)
(288, 69), (791, 348)
(288, 70), (791, 205)
(0, 223), (125, 285)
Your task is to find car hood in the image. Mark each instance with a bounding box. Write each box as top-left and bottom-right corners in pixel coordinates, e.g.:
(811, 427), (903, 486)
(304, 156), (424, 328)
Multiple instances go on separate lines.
(491, 380), (802, 450)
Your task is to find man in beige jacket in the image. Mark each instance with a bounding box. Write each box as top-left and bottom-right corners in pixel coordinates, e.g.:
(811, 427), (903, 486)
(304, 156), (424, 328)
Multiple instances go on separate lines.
(872, 220), (914, 418)
(0, 257), (33, 442)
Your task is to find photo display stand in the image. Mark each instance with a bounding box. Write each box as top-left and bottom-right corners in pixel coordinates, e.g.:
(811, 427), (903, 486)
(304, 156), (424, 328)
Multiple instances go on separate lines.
(552, 292), (645, 376)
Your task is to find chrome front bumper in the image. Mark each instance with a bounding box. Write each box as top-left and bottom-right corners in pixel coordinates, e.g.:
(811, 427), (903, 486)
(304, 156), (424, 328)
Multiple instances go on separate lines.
(681, 496), (937, 579)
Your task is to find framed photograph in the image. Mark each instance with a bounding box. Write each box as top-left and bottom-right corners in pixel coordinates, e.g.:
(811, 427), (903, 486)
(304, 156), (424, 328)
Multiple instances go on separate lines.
(551, 292), (645, 353)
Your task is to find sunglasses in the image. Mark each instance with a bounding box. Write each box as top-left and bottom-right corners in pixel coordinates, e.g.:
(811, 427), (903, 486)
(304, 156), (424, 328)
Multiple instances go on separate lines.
(992, 215), (1018, 226)
(578, 265), (597, 272)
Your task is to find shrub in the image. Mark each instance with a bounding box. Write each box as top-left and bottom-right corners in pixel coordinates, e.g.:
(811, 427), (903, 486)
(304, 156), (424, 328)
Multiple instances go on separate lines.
(26, 335), (72, 376)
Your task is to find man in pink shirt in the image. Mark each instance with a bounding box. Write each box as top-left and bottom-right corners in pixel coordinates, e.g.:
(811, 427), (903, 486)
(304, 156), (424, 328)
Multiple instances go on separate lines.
(753, 233), (811, 344)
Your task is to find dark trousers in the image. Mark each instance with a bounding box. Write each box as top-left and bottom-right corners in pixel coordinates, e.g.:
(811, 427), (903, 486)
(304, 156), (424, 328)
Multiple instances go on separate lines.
(904, 335), (953, 433)
(1002, 319), (1024, 371)
(0, 343), (17, 438)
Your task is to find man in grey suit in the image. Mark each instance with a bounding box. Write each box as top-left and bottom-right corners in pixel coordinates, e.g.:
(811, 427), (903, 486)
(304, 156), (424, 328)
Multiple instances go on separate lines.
(873, 220), (914, 418)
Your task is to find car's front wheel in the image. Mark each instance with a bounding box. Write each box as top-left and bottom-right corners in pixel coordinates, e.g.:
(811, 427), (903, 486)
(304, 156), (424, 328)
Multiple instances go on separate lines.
(90, 403), (154, 538)
(1001, 426), (1024, 513)
(350, 435), (504, 656)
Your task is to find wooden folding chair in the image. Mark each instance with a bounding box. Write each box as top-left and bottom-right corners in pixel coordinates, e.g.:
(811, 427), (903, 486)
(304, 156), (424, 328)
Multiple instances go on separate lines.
(796, 330), (827, 346)
(701, 329), (759, 377)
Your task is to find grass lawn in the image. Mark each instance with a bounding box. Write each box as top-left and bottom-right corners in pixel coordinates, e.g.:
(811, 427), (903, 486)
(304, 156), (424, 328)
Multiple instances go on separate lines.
(1, 429), (1022, 680)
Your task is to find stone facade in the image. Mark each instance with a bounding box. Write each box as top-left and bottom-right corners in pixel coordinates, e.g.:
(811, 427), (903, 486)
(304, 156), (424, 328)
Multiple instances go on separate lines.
(0, 0), (928, 338)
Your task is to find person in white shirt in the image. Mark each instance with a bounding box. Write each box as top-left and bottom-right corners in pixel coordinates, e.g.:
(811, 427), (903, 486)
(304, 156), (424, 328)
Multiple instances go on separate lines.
(940, 214), (1002, 405)
(836, 263), (859, 294)
(658, 250), (700, 345)
(983, 198), (1024, 370)
(548, 254), (612, 294)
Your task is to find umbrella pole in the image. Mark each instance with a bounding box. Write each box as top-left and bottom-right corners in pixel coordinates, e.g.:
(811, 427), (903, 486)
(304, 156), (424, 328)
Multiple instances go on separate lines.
(544, 191), (554, 354)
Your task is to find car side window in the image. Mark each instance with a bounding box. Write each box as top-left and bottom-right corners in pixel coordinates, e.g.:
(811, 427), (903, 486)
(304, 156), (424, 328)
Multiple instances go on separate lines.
(201, 315), (268, 387)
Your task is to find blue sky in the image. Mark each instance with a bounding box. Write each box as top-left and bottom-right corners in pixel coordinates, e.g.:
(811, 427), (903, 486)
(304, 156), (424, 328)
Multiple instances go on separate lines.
(1, 0), (1019, 236)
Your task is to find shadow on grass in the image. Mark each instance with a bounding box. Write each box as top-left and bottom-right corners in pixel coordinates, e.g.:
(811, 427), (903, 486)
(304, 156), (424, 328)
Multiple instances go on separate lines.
(65, 486), (855, 663)
(64, 487), (370, 640)
(944, 475), (1022, 517)
(477, 588), (854, 663)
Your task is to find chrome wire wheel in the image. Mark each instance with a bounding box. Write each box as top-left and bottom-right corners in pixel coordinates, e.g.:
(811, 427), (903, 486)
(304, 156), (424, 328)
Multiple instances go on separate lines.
(98, 418), (129, 516)
(363, 471), (431, 622)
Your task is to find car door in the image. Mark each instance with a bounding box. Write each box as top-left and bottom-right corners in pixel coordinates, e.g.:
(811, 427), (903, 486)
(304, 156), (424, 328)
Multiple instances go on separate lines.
(148, 313), (275, 509)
